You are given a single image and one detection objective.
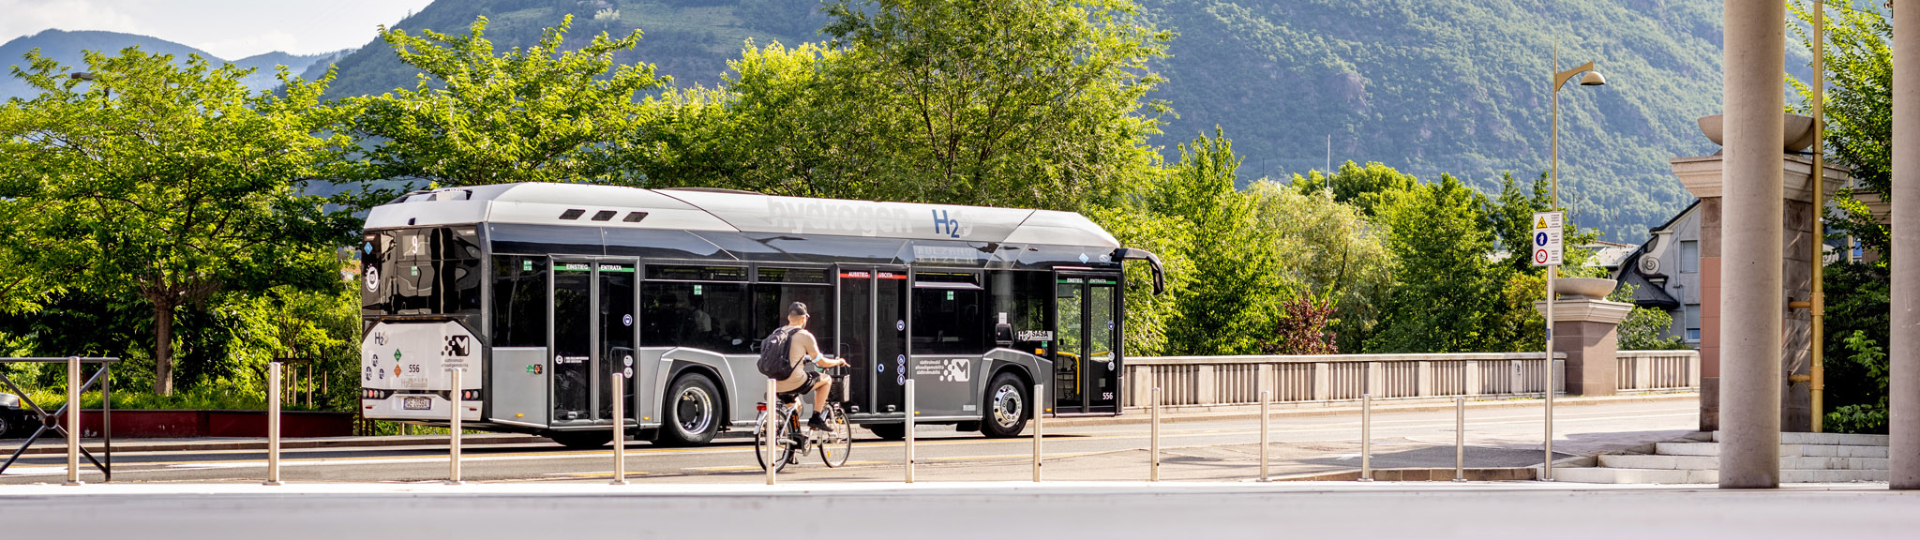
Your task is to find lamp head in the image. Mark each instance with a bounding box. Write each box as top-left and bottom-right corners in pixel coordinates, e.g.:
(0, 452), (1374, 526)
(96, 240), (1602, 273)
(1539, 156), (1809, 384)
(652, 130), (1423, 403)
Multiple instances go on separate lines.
(1579, 70), (1606, 86)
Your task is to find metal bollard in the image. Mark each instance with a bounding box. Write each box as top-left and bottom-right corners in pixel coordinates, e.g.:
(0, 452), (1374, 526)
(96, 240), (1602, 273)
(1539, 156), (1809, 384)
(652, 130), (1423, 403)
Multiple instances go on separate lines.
(905, 378), (916, 484)
(1150, 386), (1160, 482)
(64, 356), (81, 486)
(765, 378), (777, 486)
(447, 367), (463, 485)
(1032, 383), (1043, 482)
(1259, 389), (1271, 481)
(265, 362), (283, 486)
(1544, 360), (1556, 481)
(611, 375), (627, 486)
(1359, 393), (1372, 482)
(1454, 396), (1466, 482)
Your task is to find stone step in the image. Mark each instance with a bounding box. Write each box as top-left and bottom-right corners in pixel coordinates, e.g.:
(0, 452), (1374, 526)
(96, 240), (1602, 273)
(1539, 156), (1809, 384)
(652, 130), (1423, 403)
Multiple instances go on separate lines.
(1598, 454), (1887, 470)
(1553, 467), (1716, 485)
(1555, 468), (1889, 485)
(1710, 431), (1888, 446)
(1650, 442), (1889, 458)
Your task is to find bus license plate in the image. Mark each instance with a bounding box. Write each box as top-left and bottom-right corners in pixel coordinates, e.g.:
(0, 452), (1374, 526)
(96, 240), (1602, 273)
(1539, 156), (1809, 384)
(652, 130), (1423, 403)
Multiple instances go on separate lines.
(403, 397), (432, 410)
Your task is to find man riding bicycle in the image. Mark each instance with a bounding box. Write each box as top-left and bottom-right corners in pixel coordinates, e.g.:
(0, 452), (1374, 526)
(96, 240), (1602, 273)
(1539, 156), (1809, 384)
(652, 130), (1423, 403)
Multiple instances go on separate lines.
(773, 302), (846, 432)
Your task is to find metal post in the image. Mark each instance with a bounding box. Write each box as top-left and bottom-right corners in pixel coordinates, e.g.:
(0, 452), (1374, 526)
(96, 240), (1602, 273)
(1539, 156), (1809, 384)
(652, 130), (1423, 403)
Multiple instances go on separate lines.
(1032, 383), (1043, 482)
(905, 378), (916, 484)
(63, 356), (81, 486)
(1454, 396), (1466, 482)
(765, 378), (777, 486)
(1359, 393), (1372, 482)
(1259, 389), (1271, 481)
(1150, 386), (1161, 482)
(1545, 350), (1556, 481)
(610, 375), (627, 486)
(265, 362), (283, 486)
(446, 367), (463, 485)
(1811, 0), (1827, 434)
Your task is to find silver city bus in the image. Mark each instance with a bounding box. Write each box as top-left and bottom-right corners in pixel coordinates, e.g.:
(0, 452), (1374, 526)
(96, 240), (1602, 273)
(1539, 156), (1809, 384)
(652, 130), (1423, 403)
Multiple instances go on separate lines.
(357, 183), (1164, 448)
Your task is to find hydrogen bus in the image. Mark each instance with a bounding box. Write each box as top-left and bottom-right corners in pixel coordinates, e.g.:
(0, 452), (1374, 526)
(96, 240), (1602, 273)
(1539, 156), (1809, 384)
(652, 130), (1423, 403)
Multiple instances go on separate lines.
(357, 183), (1164, 448)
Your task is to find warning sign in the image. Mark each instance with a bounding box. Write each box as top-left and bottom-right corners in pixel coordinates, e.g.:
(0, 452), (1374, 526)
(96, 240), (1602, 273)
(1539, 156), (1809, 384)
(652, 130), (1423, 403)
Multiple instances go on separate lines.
(1531, 211), (1563, 267)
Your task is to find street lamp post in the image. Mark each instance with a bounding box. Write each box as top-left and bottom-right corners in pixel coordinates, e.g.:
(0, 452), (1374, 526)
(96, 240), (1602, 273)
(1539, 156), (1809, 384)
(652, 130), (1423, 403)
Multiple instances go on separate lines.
(1544, 41), (1606, 481)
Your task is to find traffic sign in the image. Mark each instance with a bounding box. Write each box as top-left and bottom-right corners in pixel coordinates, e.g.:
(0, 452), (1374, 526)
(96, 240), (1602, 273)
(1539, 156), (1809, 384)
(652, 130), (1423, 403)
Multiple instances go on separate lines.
(1531, 211), (1563, 267)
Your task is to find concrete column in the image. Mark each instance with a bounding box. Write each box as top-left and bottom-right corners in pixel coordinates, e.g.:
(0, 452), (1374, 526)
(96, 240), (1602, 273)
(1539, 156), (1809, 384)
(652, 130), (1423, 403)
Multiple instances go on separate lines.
(1416, 361), (1434, 397)
(1892, 0), (1920, 490)
(1195, 364), (1215, 405)
(1719, 0), (1785, 489)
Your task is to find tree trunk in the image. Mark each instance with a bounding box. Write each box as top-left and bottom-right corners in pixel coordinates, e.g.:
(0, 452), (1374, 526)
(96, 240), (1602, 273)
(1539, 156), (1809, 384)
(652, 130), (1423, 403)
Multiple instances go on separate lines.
(153, 300), (175, 396)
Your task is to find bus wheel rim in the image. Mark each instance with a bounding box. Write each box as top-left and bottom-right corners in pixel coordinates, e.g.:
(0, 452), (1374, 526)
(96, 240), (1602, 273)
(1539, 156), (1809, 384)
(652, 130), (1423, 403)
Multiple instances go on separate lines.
(677, 386), (713, 433)
(992, 385), (1023, 428)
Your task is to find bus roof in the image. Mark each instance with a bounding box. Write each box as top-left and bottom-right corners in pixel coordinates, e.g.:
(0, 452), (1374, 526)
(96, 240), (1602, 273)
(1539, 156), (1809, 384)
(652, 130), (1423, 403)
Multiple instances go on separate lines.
(364, 182), (1120, 248)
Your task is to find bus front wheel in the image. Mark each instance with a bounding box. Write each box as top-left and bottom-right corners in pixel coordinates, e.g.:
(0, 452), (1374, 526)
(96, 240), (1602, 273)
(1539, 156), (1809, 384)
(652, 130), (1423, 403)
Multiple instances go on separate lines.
(657, 373), (721, 447)
(980, 372), (1030, 438)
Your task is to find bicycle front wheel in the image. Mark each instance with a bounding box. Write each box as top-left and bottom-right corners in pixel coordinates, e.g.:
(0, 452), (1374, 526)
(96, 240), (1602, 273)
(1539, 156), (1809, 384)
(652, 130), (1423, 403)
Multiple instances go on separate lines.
(754, 411), (793, 473)
(820, 406), (854, 468)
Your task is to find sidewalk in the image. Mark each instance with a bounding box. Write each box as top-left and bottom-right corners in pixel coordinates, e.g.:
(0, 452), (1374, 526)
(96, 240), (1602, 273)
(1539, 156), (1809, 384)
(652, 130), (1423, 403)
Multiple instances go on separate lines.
(6, 393), (1695, 455)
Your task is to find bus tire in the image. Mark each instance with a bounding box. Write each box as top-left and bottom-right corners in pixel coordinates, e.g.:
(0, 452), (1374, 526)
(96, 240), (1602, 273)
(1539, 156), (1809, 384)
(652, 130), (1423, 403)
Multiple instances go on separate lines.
(981, 372), (1030, 438)
(548, 431), (613, 450)
(866, 423), (906, 440)
(657, 373), (721, 447)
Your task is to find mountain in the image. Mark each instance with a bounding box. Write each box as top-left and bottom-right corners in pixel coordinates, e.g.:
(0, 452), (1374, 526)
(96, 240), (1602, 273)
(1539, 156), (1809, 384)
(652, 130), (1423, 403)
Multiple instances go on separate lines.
(0, 29), (338, 99)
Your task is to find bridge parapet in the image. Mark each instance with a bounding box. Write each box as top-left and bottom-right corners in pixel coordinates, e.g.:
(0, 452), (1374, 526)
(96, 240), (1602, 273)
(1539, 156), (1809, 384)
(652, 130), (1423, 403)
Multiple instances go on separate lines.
(1124, 350), (1697, 409)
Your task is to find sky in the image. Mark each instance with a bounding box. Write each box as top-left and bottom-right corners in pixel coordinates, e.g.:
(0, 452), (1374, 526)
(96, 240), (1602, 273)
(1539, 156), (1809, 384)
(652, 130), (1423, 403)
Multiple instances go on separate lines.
(1, 0), (437, 59)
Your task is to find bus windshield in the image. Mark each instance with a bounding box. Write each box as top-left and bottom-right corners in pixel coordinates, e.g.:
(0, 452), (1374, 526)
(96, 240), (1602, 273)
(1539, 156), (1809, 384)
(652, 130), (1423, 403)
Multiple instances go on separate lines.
(361, 226), (483, 317)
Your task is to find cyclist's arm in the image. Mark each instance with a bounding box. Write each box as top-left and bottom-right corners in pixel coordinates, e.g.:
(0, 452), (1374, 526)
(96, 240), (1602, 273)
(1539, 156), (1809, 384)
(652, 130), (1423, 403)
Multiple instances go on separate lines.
(795, 331), (846, 368)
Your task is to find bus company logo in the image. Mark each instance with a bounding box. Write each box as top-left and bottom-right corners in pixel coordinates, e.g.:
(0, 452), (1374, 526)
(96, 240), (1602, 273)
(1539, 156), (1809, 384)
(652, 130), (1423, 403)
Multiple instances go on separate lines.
(373, 331), (388, 346)
(766, 198), (914, 237)
(939, 358), (970, 382)
(443, 336), (471, 357)
(931, 209), (965, 238)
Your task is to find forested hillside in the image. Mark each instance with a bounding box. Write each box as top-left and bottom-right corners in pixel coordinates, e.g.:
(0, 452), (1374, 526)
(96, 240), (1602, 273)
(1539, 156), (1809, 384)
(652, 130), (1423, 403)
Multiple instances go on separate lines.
(0, 30), (337, 98)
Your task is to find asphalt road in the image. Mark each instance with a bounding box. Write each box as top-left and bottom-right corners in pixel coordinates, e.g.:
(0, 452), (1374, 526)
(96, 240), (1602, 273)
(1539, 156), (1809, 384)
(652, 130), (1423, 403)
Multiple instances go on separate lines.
(2, 397), (1696, 484)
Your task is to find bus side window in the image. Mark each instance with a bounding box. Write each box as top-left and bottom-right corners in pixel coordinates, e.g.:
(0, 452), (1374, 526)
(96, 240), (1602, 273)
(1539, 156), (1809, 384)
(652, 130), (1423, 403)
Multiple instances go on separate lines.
(491, 255), (547, 347)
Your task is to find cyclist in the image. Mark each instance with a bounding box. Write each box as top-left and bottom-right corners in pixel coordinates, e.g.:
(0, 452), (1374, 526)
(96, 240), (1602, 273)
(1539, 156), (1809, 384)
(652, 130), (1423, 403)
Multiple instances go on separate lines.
(774, 302), (846, 432)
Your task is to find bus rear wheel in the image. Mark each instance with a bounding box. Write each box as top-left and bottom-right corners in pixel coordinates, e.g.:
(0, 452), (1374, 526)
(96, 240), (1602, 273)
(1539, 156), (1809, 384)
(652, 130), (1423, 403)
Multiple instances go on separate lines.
(656, 373), (721, 447)
(981, 372), (1029, 438)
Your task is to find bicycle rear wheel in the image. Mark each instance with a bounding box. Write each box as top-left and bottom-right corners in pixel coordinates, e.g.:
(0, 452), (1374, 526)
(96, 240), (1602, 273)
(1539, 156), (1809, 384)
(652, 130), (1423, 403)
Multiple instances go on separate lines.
(753, 410), (794, 473)
(819, 405), (854, 468)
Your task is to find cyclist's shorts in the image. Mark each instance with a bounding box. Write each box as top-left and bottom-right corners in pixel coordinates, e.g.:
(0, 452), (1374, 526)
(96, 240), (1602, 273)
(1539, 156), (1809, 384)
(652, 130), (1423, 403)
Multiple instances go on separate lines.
(776, 371), (820, 403)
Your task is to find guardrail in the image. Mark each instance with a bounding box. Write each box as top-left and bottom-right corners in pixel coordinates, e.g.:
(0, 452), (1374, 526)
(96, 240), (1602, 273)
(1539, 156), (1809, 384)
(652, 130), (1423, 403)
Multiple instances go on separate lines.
(1615, 350), (1701, 393)
(1125, 350), (1698, 408)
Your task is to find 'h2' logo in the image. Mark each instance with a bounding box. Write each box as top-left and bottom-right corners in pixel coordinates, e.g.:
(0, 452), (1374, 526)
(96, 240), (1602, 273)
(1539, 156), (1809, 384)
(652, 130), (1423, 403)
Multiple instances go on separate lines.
(931, 209), (963, 238)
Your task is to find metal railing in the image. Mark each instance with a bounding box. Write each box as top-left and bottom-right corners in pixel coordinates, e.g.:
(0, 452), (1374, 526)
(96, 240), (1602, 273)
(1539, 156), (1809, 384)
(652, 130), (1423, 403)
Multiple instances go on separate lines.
(0, 357), (119, 483)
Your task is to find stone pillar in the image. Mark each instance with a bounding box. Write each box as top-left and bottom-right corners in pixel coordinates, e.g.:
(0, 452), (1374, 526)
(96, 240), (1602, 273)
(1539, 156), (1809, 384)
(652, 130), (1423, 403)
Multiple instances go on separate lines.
(1535, 297), (1632, 396)
(1891, 0), (1920, 490)
(1720, 0), (1785, 489)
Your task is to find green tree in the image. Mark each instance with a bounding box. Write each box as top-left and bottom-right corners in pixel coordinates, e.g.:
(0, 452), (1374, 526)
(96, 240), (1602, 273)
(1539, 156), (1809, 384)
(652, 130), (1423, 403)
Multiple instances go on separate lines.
(351, 15), (666, 187)
(1366, 174), (1506, 353)
(0, 48), (357, 394)
(808, 0), (1171, 209)
(1144, 130), (1288, 355)
(1289, 161), (1418, 216)
(1246, 182), (1394, 352)
(1609, 285), (1689, 351)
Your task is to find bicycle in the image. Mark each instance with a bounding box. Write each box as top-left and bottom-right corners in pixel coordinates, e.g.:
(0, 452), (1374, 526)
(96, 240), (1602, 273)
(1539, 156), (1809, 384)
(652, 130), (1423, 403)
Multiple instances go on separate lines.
(754, 365), (853, 472)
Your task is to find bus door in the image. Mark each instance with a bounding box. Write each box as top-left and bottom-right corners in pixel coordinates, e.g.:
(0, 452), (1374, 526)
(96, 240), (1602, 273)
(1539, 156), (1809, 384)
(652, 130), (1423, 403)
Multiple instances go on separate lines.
(550, 259), (637, 425)
(1053, 272), (1123, 414)
(837, 266), (909, 416)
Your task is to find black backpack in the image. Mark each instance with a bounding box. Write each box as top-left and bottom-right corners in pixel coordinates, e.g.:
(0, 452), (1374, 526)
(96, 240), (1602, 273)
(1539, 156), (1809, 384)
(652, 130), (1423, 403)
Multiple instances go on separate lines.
(757, 326), (801, 379)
